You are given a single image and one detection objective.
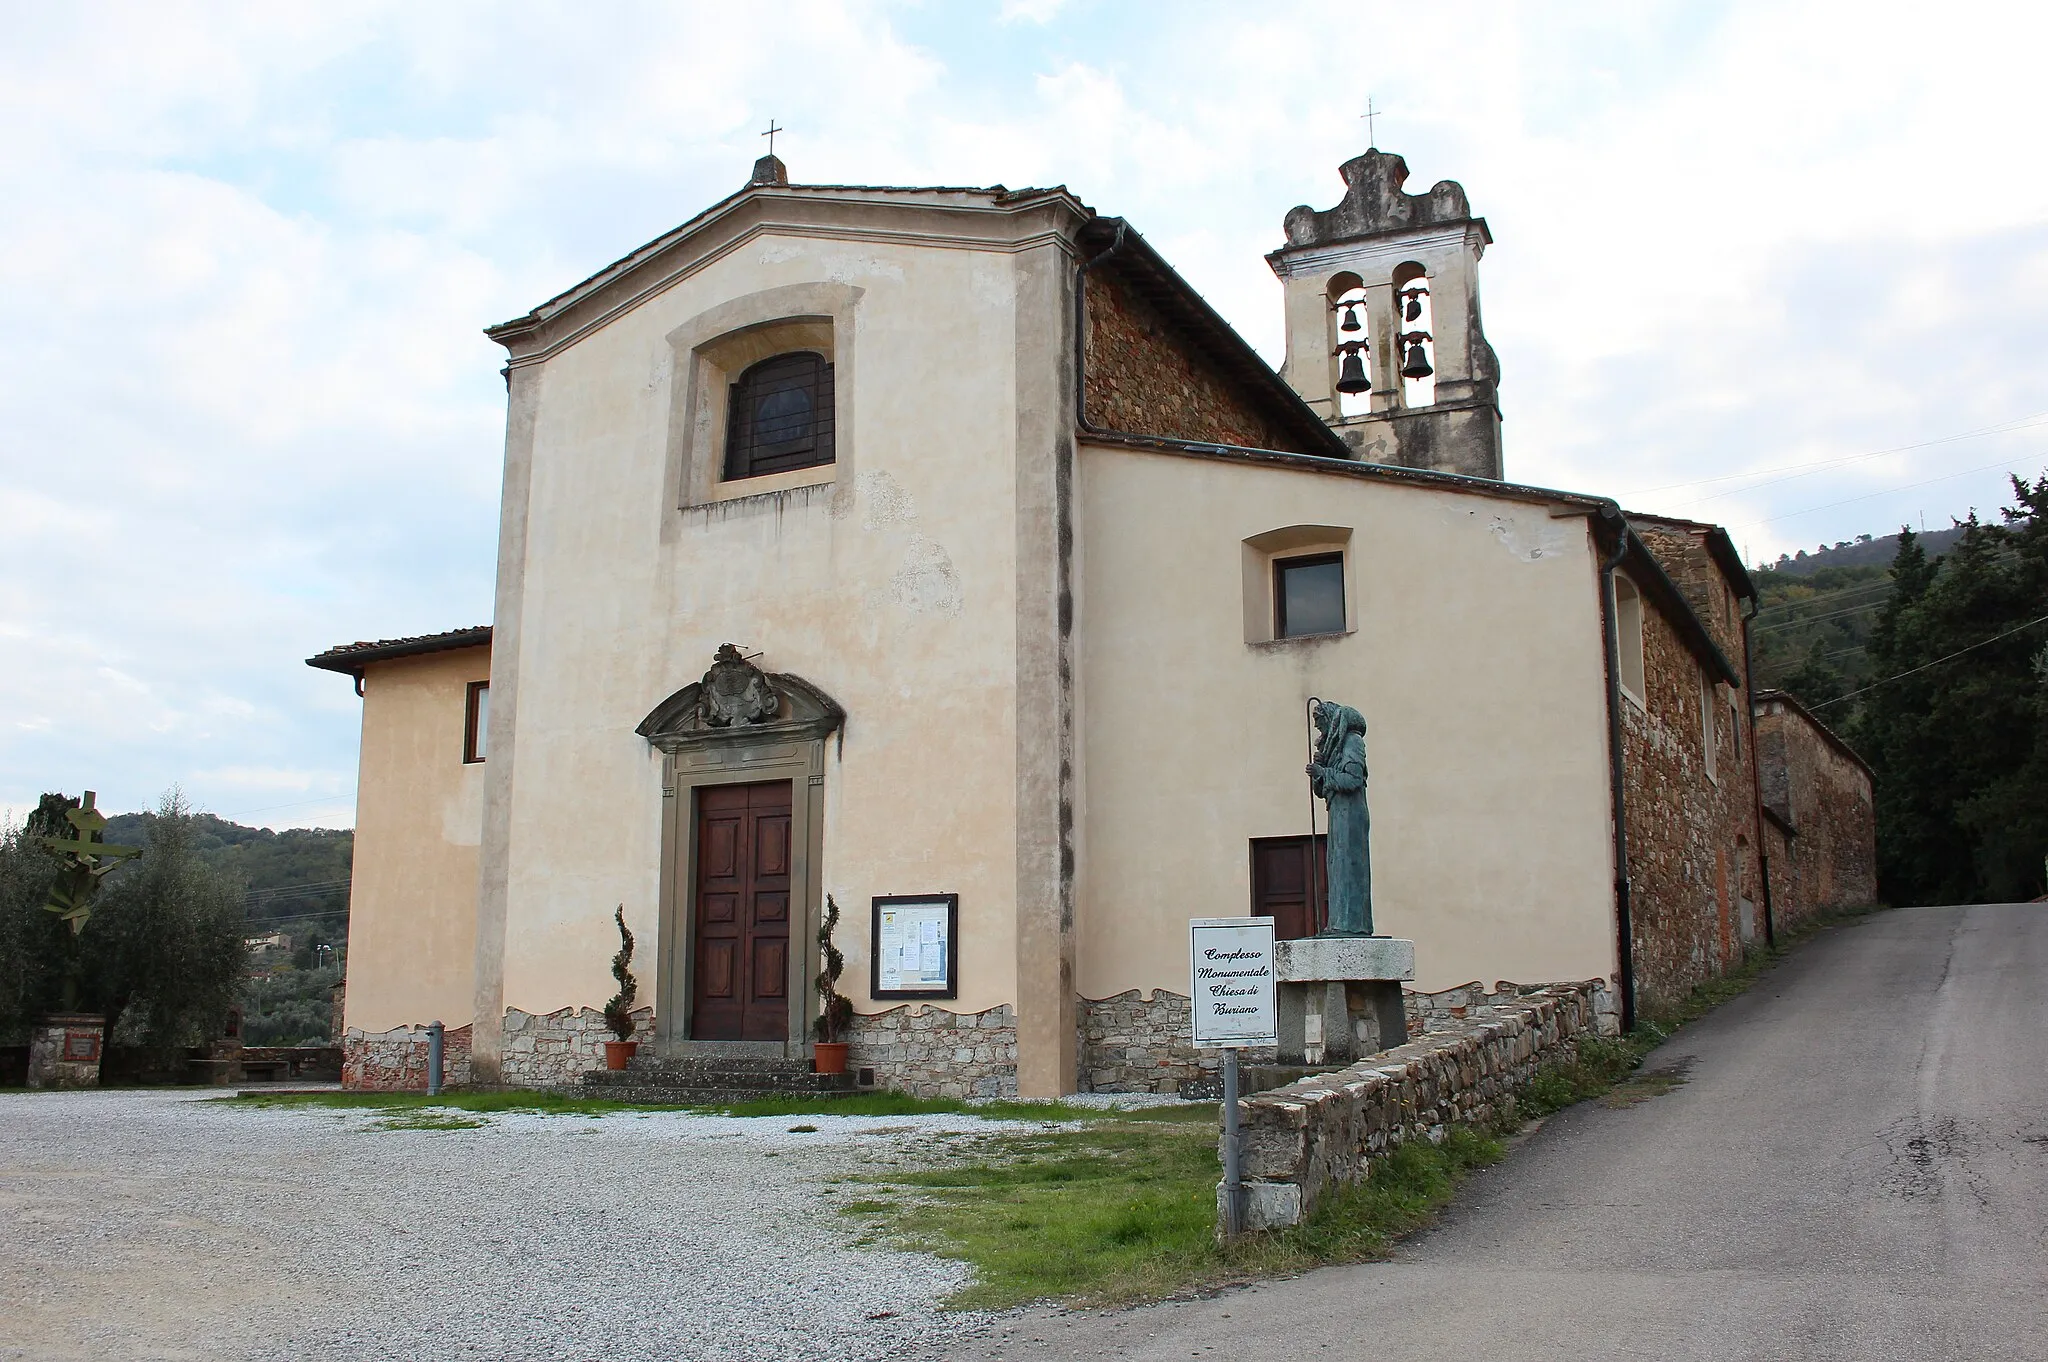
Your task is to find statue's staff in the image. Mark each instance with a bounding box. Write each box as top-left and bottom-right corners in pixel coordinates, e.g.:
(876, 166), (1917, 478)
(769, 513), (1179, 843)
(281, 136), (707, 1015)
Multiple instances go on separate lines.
(1305, 696), (1323, 934)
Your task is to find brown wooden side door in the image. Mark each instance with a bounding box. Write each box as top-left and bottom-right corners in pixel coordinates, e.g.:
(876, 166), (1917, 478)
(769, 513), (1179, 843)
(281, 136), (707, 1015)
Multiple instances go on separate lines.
(690, 780), (793, 1042)
(1250, 834), (1328, 940)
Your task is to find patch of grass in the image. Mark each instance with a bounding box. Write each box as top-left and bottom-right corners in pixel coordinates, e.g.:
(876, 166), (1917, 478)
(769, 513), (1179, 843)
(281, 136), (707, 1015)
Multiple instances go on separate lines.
(229, 1090), (659, 1116)
(370, 1111), (489, 1131)
(704, 1092), (1110, 1121)
(849, 1118), (1506, 1310)
(226, 1088), (1149, 1123)
(787, 1124), (819, 1133)
(844, 911), (1895, 1310)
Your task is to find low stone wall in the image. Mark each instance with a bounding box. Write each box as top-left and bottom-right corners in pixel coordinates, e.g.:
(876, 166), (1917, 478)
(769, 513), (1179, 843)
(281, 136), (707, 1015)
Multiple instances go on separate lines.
(1081, 989), (1279, 1095)
(848, 1003), (1017, 1098)
(1228, 984), (1599, 1231)
(1406, 978), (1619, 1038)
(500, 1006), (655, 1089)
(26, 1016), (104, 1090)
(343, 1023), (474, 1091)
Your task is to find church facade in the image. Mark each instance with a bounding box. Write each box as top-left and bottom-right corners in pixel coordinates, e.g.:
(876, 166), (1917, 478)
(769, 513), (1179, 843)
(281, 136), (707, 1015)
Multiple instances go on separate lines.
(312, 149), (1875, 1097)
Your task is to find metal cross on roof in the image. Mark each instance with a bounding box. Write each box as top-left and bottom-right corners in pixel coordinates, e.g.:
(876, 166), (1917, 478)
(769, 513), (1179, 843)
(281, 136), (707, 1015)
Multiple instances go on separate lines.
(762, 119), (783, 157)
(1362, 98), (1380, 149)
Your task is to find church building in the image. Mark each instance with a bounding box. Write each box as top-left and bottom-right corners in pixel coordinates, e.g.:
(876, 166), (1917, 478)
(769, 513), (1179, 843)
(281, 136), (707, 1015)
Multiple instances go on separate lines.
(311, 147), (1875, 1097)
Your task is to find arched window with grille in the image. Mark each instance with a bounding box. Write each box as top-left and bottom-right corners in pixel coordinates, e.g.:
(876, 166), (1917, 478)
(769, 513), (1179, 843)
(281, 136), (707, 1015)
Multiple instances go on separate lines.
(724, 351), (835, 481)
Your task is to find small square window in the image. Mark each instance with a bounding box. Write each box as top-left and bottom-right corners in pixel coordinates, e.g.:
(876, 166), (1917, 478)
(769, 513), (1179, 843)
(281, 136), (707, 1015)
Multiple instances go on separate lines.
(1274, 553), (1346, 638)
(464, 681), (490, 764)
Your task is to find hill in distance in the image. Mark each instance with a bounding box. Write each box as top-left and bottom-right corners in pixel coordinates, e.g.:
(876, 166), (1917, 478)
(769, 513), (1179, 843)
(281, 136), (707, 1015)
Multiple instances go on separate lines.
(1750, 524), (1967, 702)
(1759, 525), (1964, 577)
(102, 810), (353, 930)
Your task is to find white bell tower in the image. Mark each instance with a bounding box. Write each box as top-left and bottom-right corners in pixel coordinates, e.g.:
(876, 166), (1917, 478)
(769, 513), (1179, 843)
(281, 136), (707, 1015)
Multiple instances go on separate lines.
(1267, 150), (1502, 480)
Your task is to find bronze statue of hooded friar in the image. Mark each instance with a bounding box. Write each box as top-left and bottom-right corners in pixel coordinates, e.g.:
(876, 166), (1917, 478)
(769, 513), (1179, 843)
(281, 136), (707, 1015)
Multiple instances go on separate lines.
(1306, 699), (1374, 936)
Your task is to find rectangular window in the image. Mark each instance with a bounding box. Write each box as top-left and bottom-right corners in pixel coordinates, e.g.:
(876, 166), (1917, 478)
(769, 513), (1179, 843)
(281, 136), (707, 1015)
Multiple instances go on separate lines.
(464, 681), (489, 764)
(1274, 553), (1346, 638)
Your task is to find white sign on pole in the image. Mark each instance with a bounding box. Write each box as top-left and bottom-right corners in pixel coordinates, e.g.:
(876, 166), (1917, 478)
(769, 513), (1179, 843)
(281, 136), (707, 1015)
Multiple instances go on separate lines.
(1188, 916), (1277, 1047)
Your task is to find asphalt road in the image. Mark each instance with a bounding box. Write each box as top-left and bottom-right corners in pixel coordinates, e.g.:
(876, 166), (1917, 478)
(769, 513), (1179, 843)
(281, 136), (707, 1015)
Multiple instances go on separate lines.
(963, 905), (2048, 1362)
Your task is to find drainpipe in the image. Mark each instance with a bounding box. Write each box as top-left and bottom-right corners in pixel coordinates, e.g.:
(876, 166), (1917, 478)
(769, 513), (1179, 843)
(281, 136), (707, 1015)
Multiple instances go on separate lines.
(1073, 219), (1131, 437)
(1742, 593), (1775, 948)
(1596, 506), (1637, 1035)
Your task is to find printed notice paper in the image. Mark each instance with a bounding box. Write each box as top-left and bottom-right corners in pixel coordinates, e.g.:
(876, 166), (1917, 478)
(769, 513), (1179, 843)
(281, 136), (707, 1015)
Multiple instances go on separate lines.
(875, 899), (953, 994)
(1188, 917), (1277, 1047)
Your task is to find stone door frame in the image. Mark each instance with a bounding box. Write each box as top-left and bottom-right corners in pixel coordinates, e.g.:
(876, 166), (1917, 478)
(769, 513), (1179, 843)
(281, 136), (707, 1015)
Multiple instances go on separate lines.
(639, 654), (842, 1062)
(657, 743), (826, 1058)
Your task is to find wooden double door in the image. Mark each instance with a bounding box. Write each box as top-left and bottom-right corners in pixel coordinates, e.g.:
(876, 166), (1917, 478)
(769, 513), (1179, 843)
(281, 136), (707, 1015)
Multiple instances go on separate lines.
(1250, 834), (1328, 940)
(691, 780), (792, 1042)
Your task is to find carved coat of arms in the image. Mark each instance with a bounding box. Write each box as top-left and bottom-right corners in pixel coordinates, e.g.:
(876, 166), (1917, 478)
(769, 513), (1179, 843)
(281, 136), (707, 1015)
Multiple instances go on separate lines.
(698, 644), (778, 727)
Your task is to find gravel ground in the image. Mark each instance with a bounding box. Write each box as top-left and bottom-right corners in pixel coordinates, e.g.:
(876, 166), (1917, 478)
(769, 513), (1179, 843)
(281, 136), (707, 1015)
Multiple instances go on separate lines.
(0, 1088), (1168, 1361)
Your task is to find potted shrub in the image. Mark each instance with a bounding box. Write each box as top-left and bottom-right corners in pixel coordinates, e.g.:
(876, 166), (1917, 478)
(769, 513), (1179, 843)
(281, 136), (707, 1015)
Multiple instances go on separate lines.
(813, 895), (853, 1075)
(602, 905), (639, 1070)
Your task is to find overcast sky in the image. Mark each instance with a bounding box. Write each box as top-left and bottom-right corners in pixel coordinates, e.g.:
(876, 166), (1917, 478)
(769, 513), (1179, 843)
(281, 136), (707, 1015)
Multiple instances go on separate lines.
(5, 0), (2046, 829)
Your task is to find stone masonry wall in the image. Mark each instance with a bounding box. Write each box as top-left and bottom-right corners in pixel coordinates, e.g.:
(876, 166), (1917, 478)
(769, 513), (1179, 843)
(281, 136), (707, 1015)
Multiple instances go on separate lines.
(1755, 692), (1878, 931)
(1084, 270), (1303, 452)
(500, 1006), (655, 1089)
(1230, 984), (1599, 1231)
(343, 1023), (473, 1091)
(1081, 990), (1278, 1096)
(848, 1003), (1017, 1099)
(1406, 978), (1620, 1038)
(343, 1007), (655, 1091)
(1621, 567), (1761, 1012)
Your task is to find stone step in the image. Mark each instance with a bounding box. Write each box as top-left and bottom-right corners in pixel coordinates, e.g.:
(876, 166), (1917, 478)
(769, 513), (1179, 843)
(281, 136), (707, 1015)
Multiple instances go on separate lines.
(583, 1065), (854, 1093)
(622, 1054), (818, 1079)
(577, 1082), (862, 1106)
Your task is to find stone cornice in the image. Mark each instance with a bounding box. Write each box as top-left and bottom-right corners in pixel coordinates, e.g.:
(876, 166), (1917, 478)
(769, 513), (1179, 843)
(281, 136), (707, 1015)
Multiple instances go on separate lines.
(489, 187), (1091, 367)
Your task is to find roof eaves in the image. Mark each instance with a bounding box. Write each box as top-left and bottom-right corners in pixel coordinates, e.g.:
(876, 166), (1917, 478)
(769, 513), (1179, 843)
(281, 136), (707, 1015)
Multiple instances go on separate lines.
(1627, 511), (1757, 600)
(1619, 528), (1743, 687)
(488, 182), (1089, 344)
(1080, 217), (1349, 459)
(1079, 429), (1611, 513)
(306, 626), (493, 677)
(1752, 687), (1876, 781)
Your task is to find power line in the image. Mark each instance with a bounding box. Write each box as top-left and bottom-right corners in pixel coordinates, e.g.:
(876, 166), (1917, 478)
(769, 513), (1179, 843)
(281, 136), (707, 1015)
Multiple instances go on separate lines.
(1735, 452), (2047, 530)
(1809, 612), (2048, 712)
(1621, 411), (2048, 499)
(1753, 600), (1891, 635)
(1754, 581), (1896, 620)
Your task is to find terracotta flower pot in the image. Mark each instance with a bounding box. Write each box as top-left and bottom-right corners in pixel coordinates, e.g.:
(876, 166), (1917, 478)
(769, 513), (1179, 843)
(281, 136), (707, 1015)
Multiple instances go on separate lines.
(813, 1041), (850, 1075)
(603, 1040), (638, 1071)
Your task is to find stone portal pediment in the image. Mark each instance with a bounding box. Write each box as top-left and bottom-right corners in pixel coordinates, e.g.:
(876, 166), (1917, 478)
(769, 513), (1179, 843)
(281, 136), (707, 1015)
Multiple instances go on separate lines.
(637, 644), (844, 753)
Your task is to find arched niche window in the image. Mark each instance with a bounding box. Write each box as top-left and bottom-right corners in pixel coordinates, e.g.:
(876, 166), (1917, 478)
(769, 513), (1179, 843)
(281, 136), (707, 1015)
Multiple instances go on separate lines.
(1327, 272), (1372, 419)
(724, 351), (835, 481)
(1391, 262), (1436, 409)
(1613, 572), (1646, 705)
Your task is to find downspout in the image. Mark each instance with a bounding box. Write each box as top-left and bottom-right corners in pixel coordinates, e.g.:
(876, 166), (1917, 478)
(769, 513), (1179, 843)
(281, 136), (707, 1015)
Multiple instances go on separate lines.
(1596, 506), (1637, 1035)
(1073, 219), (1131, 437)
(1742, 593), (1775, 948)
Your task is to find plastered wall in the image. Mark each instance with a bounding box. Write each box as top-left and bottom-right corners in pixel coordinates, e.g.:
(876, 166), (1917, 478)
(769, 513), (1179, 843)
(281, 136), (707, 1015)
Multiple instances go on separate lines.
(492, 231), (1037, 1022)
(343, 648), (487, 1032)
(1073, 443), (1620, 999)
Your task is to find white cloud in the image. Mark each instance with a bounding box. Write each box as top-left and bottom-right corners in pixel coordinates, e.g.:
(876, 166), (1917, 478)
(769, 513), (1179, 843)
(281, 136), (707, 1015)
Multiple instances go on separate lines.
(4, 0), (2046, 823)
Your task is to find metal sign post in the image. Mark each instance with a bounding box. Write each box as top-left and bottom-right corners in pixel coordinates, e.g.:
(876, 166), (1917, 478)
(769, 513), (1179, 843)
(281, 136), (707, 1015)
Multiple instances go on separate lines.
(1190, 917), (1277, 1240)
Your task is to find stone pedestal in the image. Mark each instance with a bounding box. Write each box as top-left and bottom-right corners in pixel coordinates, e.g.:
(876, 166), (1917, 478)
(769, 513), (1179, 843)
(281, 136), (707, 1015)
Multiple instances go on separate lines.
(1274, 937), (1414, 1067)
(26, 1014), (104, 1090)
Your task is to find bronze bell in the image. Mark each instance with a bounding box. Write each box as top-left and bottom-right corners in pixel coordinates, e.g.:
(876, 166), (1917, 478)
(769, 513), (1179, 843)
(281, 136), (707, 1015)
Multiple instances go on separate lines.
(1338, 303), (1363, 334)
(1336, 347), (1372, 394)
(1401, 340), (1433, 380)
(1403, 292), (1423, 322)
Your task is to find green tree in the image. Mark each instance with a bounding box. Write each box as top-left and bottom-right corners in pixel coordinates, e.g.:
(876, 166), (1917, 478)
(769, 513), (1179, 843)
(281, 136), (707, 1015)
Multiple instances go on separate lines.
(1854, 479), (2048, 904)
(82, 793), (251, 1050)
(0, 812), (67, 1042)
